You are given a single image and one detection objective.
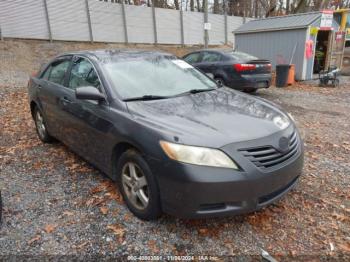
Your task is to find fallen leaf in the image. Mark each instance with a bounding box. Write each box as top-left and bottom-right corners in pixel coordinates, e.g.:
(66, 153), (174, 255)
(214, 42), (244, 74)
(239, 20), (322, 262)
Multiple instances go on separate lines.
(107, 224), (125, 237)
(44, 224), (57, 234)
(85, 198), (95, 206)
(28, 235), (41, 245)
(338, 242), (350, 252)
(100, 206), (108, 215)
(77, 241), (89, 249)
(198, 228), (208, 236)
(63, 211), (74, 216)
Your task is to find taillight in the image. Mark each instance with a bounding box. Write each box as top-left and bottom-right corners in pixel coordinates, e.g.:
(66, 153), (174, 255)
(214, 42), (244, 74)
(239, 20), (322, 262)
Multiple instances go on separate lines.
(265, 64), (272, 70)
(234, 63), (256, 72)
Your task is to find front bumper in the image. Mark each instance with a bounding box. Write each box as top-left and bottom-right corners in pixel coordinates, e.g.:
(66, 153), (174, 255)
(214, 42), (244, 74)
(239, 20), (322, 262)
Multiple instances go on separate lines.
(149, 126), (304, 219)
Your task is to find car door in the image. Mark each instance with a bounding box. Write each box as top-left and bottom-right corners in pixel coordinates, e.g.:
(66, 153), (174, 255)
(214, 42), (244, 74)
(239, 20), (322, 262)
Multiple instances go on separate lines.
(196, 51), (222, 74)
(62, 56), (114, 172)
(37, 56), (72, 139)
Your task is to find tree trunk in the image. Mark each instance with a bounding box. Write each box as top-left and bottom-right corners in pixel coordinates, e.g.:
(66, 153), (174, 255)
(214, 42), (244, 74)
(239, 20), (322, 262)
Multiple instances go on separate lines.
(292, 0), (308, 13)
(213, 0), (220, 14)
(190, 0), (194, 11)
(174, 0), (179, 10)
(286, 0), (290, 14)
(196, 0), (201, 11)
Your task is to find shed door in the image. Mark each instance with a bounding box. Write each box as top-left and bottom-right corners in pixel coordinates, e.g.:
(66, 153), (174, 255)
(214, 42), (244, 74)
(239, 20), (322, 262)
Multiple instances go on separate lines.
(326, 31), (346, 69)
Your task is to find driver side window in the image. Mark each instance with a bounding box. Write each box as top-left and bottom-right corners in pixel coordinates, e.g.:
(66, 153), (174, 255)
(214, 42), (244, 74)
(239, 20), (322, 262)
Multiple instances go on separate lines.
(68, 58), (101, 90)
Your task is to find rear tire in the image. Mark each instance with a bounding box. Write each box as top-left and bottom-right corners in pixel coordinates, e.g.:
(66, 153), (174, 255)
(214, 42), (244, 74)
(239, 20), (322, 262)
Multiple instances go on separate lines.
(33, 107), (54, 143)
(116, 150), (162, 220)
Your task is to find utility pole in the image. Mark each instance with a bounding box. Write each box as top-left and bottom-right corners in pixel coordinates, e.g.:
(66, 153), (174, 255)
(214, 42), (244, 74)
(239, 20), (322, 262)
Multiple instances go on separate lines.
(204, 0), (208, 48)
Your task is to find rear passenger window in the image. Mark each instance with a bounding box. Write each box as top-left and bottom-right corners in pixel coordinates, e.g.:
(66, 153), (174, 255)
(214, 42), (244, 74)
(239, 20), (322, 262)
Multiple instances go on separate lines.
(41, 66), (51, 80)
(202, 52), (222, 62)
(68, 58), (101, 90)
(48, 60), (70, 85)
(184, 53), (201, 63)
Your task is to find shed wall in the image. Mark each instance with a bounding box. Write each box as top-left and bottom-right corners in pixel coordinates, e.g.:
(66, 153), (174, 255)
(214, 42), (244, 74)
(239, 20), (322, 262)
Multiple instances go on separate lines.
(235, 29), (308, 80)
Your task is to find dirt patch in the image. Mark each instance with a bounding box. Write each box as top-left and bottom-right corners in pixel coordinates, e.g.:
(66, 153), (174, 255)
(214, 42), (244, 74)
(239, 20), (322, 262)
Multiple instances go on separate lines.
(0, 39), (206, 88)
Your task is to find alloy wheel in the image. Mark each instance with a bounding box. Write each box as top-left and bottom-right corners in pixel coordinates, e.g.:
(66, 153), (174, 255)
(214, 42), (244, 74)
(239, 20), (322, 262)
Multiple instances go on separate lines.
(121, 162), (149, 210)
(35, 110), (46, 139)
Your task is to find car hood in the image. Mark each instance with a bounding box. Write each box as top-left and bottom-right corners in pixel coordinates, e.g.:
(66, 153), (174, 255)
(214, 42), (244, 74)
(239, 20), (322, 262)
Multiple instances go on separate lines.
(126, 88), (291, 148)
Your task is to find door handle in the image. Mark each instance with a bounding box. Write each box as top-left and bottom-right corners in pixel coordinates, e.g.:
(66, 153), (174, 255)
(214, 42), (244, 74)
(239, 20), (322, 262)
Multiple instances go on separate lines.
(60, 96), (72, 105)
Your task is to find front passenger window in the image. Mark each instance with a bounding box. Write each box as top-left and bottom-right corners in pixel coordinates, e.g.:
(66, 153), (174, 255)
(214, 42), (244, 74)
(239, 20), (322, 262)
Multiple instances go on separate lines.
(68, 58), (101, 90)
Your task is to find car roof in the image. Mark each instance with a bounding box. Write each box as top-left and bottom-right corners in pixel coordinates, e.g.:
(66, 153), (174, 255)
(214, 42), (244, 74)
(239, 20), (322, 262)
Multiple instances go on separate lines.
(59, 49), (175, 61)
(187, 48), (233, 54)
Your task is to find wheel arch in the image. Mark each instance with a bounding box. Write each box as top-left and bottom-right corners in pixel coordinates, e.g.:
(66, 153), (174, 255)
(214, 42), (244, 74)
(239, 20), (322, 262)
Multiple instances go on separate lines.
(30, 100), (38, 119)
(111, 141), (143, 180)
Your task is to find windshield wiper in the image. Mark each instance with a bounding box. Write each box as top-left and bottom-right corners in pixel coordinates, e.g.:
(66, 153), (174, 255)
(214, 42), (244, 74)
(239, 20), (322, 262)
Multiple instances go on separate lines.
(123, 95), (170, 102)
(174, 88), (216, 97)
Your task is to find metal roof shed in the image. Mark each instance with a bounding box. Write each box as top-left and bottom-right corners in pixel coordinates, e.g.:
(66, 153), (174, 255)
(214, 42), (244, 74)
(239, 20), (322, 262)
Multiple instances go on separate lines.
(234, 12), (341, 80)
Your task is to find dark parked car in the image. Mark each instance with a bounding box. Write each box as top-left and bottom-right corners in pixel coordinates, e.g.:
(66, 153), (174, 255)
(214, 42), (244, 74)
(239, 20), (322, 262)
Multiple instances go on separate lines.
(183, 49), (272, 93)
(28, 50), (303, 220)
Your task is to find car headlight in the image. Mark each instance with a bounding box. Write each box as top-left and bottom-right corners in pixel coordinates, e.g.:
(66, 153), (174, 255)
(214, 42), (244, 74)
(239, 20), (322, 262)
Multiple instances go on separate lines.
(159, 141), (239, 169)
(273, 115), (290, 130)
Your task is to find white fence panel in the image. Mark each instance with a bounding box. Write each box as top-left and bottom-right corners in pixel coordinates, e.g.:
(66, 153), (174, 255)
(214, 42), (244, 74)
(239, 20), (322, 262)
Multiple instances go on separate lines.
(47, 0), (90, 41)
(88, 1), (125, 43)
(183, 11), (203, 45)
(156, 8), (181, 44)
(208, 13), (225, 45)
(0, 0), (248, 45)
(0, 0), (49, 39)
(126, 5), (154, 43)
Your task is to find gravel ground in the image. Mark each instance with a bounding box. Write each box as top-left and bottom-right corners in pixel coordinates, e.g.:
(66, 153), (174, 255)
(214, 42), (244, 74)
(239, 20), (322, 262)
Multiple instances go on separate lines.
(1, 40), (350, 260)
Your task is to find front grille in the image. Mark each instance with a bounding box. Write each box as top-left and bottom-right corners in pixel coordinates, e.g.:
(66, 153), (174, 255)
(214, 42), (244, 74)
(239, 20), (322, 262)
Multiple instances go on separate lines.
(239, 131), (299, 169)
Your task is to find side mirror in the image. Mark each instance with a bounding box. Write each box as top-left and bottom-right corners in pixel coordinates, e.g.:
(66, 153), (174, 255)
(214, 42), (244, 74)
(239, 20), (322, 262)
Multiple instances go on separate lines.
(75, 86), (105, 101)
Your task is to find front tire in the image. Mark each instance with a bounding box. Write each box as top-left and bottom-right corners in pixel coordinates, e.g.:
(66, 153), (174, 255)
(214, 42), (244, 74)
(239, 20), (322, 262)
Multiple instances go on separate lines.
(33, 107), (53, 143)
(214, 77), (225, 87)
(116, 150), (162, 220)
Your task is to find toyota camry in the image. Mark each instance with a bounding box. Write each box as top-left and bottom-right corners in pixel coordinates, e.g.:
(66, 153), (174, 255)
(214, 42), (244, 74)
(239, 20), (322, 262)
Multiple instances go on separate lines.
(28, 50), (304, 220)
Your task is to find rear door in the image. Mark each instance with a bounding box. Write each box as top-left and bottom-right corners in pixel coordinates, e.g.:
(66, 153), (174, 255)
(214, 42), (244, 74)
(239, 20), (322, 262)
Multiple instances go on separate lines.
(196, 51), (222, 73)
(37, 56), (72, 139)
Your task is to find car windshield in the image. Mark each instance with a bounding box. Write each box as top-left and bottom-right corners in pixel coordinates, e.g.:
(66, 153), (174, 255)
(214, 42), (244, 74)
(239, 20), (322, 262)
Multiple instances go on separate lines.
(103, 56), (217, 100)
(227, 51), (258, 61)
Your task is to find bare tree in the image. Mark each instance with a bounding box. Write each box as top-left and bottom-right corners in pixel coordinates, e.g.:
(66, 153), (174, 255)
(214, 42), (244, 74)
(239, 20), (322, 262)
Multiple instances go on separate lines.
(196, 0), (201, 11)
(213, 0), (220, 14)
(174, 0), (179, 10)
(190, 0), (195, 11)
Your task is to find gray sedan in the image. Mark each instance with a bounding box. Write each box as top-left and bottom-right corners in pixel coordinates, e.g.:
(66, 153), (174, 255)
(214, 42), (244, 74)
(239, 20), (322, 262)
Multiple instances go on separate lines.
(28, 50), (304, 220)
